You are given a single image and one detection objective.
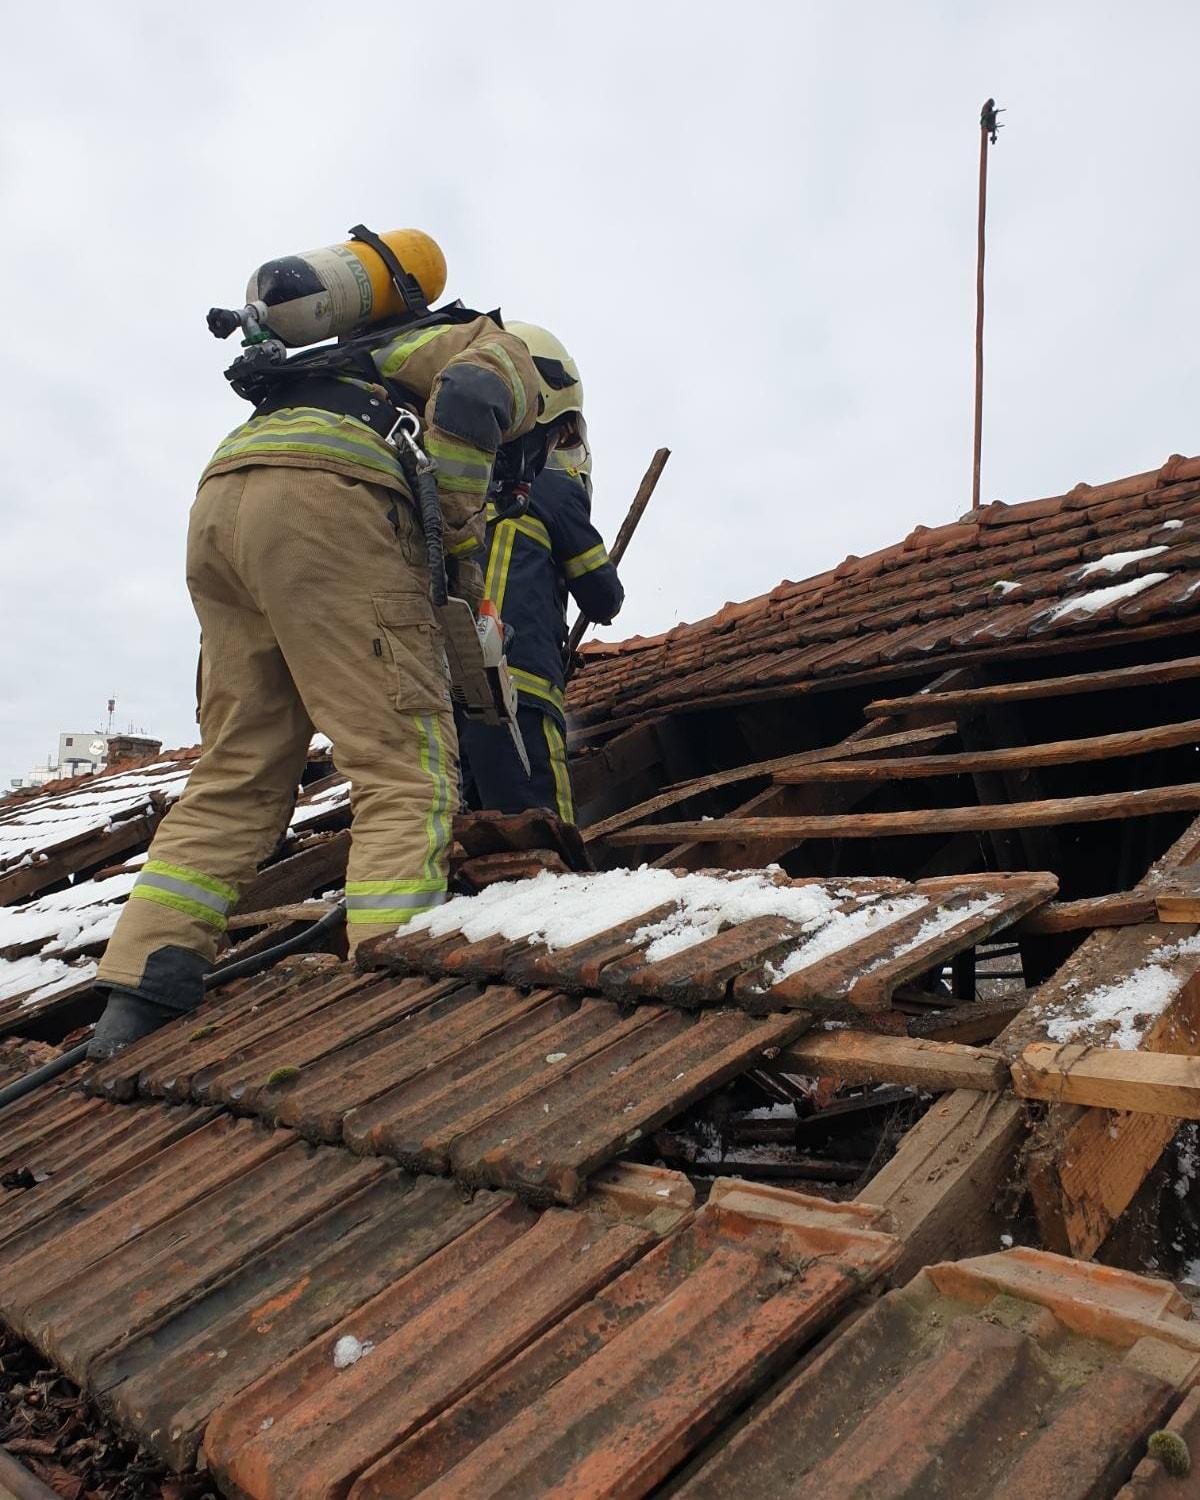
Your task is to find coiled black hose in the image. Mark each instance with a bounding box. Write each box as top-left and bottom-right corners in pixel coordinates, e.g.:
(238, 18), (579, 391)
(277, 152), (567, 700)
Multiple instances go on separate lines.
(0, 904), (346, 1112)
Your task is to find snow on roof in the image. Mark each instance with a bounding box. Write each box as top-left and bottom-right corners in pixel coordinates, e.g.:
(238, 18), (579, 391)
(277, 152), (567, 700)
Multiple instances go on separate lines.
(0, 952), (96, 1008)
(407, 866), (846, 955)
(0, 763), (191, 873)
(1041, 571), (1170, 626)
(0, 871), (137, 958)
(289, 777), (351, 832)
(1044, 935), (1200, 1049)
(1075, 545), (1170, 581)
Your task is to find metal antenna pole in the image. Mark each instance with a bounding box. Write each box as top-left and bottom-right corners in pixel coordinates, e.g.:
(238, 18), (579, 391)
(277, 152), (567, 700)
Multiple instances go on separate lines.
(972, 98), (1002, 512)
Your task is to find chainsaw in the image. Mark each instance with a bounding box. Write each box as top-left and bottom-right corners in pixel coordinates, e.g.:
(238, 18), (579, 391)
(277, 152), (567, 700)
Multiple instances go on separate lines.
(438, 598), (530, 773)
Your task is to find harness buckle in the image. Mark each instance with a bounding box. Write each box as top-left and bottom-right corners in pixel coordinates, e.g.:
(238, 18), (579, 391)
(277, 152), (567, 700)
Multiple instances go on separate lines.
(384, 410), (438, 474)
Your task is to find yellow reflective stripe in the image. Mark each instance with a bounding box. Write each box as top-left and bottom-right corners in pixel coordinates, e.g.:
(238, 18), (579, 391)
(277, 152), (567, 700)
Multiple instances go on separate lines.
(346, 906), (442, 926)
(508, 667), (565, 716)
(208, 412), (401, 479)
(414, 713), (454, 885)
(345, 879), (446, 895)
(425, 433), (490, 467)
(563, 542), (610, 580)
(483, 504), (548, 550)
(129, 885), (227, 931)
(426, 434), (491, 495)
(345, 884), (446, 918)
(543, 716), (575, 822)
(374, 324), (454, 378)
(513, 515), (551, 549)
(447, 534), (483, 557)
(431, 455), (491, 486)
(142, 861), (237, 905)
(484, 520), (518, 612)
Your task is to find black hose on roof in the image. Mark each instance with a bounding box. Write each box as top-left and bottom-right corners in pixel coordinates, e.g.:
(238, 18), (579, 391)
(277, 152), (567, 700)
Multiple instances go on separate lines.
(0, 903), (347, 1113)
(203, 901), (346, 989)
(0, 1043), (90, 1112)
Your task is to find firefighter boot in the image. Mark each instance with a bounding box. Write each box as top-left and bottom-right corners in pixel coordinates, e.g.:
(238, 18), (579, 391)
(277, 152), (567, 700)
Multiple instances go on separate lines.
(88, 946), (209, 1060)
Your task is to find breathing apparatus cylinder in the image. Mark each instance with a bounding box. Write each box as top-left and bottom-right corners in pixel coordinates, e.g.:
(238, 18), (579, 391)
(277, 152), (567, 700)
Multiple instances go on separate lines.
(245, 229), (447, 347)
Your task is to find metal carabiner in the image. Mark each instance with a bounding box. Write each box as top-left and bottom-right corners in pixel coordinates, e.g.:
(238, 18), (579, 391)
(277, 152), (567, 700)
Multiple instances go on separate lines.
(384, 410), (421, 447)
(384, 409), (438, 476)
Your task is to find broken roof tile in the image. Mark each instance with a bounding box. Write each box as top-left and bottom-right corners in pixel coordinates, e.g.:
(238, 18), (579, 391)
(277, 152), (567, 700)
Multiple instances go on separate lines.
(677, 1246), (1200, 1500)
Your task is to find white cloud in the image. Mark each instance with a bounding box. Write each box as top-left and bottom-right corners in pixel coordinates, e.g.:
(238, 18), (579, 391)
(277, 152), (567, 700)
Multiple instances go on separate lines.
(3, 0), (1199, 781)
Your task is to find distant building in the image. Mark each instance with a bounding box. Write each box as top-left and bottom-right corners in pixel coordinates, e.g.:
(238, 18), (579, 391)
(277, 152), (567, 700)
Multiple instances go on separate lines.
(57, 732), (109, 778)
(9, 728), (163, 791)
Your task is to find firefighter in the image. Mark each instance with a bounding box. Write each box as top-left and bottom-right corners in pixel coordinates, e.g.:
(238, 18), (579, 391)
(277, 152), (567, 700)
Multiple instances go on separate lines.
(89, 230), (540, 1058)
(459, 323), (623, 823)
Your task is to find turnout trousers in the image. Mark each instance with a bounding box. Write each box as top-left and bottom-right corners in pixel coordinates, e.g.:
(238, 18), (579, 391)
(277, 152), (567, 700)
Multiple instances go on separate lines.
(460, 703), (575, 823)
(98, 464), (457, 1010)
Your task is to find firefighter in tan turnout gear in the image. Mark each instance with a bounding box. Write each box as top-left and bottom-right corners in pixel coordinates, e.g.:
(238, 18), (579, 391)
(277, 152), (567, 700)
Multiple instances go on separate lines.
(90, 226), (540, 1058)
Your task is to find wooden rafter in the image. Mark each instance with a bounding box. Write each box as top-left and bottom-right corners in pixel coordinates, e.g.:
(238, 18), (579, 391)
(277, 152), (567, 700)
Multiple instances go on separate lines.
(773, 716), (1200, 784)
(1013, 1041), (1200, 1119)
(604, 781), (1200, 846)
(774, 1031), (1009, 1091)
(865, 652), (1200, 720)
(580, 723), (956, 843)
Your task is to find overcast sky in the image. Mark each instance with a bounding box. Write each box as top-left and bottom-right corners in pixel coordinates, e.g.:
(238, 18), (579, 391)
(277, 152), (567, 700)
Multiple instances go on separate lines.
(2, 2), (1198, 784)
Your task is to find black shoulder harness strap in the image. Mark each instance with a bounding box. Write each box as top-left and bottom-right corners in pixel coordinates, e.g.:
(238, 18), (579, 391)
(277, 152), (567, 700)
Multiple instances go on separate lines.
(348, 224), (429, 320)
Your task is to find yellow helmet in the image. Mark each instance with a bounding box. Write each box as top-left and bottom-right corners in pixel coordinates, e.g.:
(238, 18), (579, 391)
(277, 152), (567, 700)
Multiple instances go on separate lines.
(504, 321), (584, 428)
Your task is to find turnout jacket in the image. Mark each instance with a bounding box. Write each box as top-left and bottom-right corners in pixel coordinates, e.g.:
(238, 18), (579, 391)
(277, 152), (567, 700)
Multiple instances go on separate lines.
(484, 452), (624, 725)
(200, 317), (540, 561)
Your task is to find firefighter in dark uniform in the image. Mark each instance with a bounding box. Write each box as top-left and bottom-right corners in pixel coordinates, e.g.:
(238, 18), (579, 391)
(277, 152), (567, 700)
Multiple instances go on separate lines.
(459, 322), (623, 822)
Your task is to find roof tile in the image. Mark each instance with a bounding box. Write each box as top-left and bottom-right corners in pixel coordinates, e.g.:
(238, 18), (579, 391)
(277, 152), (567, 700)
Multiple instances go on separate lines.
(570, 453), (1200, 726)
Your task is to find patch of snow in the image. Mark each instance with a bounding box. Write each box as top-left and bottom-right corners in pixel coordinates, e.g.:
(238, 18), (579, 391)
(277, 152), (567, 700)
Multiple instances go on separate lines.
(406, 867), (842, 958)
(333, 1334), (374, 1369)
(309, 732), (333, 754)
(860, 896), (1003, 973)
(0, 871), (137, 955)
(0, 763), (191, 872)
(992, 580), (1021, 595)
(45, 907), (125, 956)
(999, 1233), (1014, 1248)
(1076, 546), (1170, 581)
(765, 896), (929, 985)
(289, 779), (351, 830)
(0, 954), (96, 1007)
(1160, 519), (1184, 531)
(1152, 935), (1200, 962)
(632, 874), (843, 963)
(1044, 939), (1200, 1049)
(1042, 572), (1171, 626)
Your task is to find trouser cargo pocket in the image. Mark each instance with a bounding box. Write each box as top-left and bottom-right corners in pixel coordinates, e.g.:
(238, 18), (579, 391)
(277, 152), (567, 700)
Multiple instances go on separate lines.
(373, 593), (451, 711)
